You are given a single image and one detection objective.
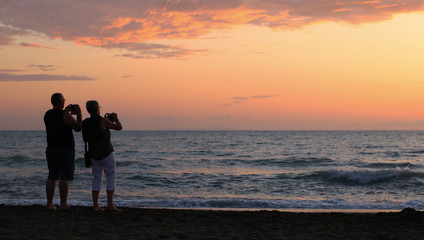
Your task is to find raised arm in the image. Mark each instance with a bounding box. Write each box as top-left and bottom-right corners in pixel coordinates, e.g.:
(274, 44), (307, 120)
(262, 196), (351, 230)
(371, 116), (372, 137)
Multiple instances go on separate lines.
(102, 113), (123, 131)
(63, 106), (82, 132)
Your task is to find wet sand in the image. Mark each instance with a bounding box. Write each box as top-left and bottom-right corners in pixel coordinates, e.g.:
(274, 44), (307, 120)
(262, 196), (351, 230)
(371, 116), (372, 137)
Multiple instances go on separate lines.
(1, 205), (423, 239)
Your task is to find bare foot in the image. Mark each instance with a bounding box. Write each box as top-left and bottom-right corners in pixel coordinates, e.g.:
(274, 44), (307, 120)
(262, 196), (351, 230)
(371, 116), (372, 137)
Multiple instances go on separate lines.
(106, 206), (122, 212)
(46, 205), (57, 210)
(94, 206), (104, 211)
(59, 205), (70, 210)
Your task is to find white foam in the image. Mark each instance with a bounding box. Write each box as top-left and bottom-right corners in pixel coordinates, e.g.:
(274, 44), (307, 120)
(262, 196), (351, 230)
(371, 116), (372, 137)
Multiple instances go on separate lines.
(4, 197), (421, 210)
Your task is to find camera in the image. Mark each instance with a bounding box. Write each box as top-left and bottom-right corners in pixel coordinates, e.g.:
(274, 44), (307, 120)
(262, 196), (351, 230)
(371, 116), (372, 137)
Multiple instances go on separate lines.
(105, 113), (117, 122)
(67, 104), (79, 115)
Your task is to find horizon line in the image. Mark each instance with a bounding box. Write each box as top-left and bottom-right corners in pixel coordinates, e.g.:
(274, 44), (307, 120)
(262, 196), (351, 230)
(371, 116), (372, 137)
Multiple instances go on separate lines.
(1, 129), (424, 131)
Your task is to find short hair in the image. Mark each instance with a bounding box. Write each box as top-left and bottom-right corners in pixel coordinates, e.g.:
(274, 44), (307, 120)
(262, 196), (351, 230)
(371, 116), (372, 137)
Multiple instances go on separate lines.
(51, 93), (64, 106)
(86, 100), (100, 114)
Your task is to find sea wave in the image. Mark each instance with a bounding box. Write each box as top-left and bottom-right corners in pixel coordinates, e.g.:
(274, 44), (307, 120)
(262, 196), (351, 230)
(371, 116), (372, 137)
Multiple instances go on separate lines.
(364, 162), (420, 169)
(251, 157), (335, 167)
(408, 150), (424, 154)
(317, 169), (424, 185)
(3, 131), (424, 211)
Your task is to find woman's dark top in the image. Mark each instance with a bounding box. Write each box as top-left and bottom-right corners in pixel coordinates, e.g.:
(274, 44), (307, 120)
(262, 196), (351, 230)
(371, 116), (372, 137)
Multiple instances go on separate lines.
(44, 109), (75, 150)
(82, 114), (114, 160)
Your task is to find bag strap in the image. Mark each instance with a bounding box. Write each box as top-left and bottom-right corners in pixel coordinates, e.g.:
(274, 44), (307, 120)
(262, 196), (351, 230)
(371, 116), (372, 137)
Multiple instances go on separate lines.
(84, 140), (88, 153)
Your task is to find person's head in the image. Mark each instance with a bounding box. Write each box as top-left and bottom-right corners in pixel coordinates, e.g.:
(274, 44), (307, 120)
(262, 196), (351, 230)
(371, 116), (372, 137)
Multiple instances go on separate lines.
(86, 100), (100, 115)
(51, 93), (65, 109)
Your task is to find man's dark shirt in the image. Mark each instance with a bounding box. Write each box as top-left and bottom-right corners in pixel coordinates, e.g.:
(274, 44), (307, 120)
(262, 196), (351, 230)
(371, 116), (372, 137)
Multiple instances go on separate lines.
(44, 109), (75, 150)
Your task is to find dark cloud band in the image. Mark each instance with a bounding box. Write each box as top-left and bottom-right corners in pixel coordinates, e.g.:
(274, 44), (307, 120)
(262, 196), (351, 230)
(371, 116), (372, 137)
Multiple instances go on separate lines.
(0, 73), (95, 82)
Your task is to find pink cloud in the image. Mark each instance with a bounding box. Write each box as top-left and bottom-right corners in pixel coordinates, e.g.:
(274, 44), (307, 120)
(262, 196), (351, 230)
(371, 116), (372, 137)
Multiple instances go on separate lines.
(333, 8), (349, 13)
(362, 1), (382, 4)
(0, 0), (423, 58)
(19, 42), (57, 50)
(374, 4), (401, 9)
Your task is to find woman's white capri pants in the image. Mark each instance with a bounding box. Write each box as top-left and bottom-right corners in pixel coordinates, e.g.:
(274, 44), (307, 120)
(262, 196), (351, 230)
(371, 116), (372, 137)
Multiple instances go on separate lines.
(91, 152), (116, 191)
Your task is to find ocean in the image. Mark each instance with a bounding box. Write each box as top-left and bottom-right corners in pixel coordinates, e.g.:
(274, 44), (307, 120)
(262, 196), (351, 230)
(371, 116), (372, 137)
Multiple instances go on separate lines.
(1, 130), (424, 210)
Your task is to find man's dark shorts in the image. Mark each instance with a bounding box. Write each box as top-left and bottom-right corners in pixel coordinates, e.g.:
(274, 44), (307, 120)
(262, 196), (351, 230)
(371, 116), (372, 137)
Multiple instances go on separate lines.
(46, 148), (75, 181)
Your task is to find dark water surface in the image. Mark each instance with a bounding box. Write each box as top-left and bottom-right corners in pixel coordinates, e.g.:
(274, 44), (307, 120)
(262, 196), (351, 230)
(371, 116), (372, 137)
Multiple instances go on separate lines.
(1, 130), (424, 210)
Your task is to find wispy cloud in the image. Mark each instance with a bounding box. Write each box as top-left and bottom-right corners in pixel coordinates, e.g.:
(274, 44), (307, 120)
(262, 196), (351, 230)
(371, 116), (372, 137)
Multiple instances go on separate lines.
(0, 25), (27, 47)
(0, 68), (23, 73)
(1, 1), (422, 58)
(251, 95), (278, 99)
(0, 72), (95, 82)
(229, 96), (249, 104)
(25, 64), (60, 71)
(115, 49), (207, 59)
(107, 42), (208, 59)
(224, 94), (277, 106)
(0, 35), (14, 47)
(20, 42), (57, 50)
(209, 115), (232, 120)
(231, 97), (249, 101)
(122, 75), (133, 78)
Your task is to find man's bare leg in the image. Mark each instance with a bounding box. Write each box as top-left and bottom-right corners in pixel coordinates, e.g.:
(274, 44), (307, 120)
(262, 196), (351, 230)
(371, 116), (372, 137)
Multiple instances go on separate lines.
(59, 180), (69, 209)
(46, 179), (56, 209)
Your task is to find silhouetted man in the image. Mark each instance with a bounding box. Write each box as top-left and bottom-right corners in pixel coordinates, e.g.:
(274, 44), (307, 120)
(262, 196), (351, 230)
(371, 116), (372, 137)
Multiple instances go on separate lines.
(44, 93), (82, 209)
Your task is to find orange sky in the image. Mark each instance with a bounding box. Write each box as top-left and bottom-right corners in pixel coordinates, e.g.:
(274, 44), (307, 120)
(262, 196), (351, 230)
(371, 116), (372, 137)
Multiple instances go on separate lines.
(1, 1), (424, 130)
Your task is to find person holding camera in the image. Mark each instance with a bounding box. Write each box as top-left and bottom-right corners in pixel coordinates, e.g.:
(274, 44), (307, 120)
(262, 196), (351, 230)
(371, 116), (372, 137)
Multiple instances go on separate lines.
(44, 93), (82, 210)
(82, 100), (122, 211)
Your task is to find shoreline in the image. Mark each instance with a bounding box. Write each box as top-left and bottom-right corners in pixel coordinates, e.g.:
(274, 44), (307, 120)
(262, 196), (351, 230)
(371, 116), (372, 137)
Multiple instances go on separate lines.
(1, 199), (418, 213)
(141, 207), (404, 213)
(0, 202), (410, 213)
(1, 205), (424, 239)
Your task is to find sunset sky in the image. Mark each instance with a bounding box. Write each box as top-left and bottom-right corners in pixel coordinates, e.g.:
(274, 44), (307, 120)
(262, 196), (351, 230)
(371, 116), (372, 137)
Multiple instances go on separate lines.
(1, 0), (424, 130)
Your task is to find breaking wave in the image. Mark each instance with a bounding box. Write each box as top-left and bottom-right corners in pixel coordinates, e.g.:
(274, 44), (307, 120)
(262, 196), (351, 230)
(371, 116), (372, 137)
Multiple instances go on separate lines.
(318, 169), (424, 185)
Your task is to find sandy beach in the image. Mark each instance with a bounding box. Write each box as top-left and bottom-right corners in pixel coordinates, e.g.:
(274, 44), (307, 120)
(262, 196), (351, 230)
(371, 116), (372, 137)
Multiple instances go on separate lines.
(1, 205), (423, 239)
